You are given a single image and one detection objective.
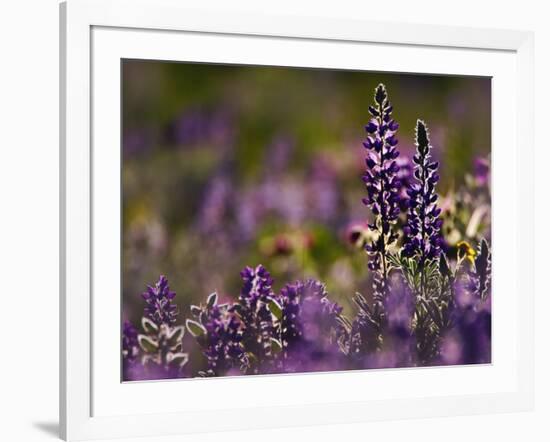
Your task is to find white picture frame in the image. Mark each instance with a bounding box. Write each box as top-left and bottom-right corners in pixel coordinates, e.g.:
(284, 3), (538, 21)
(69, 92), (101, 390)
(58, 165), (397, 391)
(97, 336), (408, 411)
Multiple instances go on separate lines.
(60, 0), (534, 440)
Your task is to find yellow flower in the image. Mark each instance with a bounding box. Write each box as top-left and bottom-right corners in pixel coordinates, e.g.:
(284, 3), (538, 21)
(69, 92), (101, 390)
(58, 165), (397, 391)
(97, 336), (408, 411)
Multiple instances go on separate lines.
(456, 240), (476, 265)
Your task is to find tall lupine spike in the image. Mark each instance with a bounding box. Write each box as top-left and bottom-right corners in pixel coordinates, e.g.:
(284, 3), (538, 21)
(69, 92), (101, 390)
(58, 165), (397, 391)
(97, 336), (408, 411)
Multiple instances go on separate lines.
(239, 264), (274, 306)
(141, 275), (178, 326)
(402, 120), (443, 289)
(235, 265), (277, 372)
(188, 299), (245, 376)
(474, 238), (491, 300)
(362, 83), (402, 302)
(395, 156), (414, 212)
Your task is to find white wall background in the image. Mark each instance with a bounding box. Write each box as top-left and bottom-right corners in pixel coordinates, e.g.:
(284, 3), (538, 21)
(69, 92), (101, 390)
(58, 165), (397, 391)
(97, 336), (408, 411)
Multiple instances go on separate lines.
(0, 1), (547, 441)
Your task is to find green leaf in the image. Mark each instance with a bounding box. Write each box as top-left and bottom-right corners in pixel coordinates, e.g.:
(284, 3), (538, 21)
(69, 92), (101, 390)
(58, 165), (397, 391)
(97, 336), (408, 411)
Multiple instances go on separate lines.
(167, 325), (185, 349)
(138, 334), (158, 353)
(207, 292), (218, 308)
(246, 352), (258, 364)
(141, 317), (158, 334)
(167, 352), (189, 367)
(186, 319), (207, 338)
(267, 298), (283, 321)
(270, 338), (282, 354)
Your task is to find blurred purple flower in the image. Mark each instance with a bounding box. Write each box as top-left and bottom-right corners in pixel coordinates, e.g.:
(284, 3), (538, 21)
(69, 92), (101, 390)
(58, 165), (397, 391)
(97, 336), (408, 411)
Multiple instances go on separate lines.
(265, 136), (294, 175)
(168, 108), (234, 148)
(440, 283), (491, 365)
(381, 275), (416, 367)
(123, 129), (153, 157)
(122, 321), (139, 380)
(308, 156), (338, 222)
(197, 176), (232, 234)
(277, 279), (345, 372)
(474, 156), (490, 187)
(276, 181), (308, 226)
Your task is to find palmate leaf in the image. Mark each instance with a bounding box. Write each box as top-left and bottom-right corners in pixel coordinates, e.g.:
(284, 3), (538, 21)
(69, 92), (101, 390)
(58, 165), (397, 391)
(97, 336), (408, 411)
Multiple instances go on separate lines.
(138, 334), (158, 353)
(141, 317), (158, 334)
(186, 319), (207, 338)
(270, 338), (282, 354)
(167, 352), (189, 368)
(388, 253), (424, 294)
(421, 297), (451, 332)
(352, 292), (381, 332)
(424, 259), (441, 295)
(166, 325), (185, 349)
(267, 298), (283, 321)
(206, 292), (218, 308)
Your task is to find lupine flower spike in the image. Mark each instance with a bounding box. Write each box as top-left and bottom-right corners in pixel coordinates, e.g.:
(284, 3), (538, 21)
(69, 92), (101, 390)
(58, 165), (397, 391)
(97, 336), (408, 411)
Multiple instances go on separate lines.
(362, 83), (401, 300)
(141, 275), (178, 326)
(402, 120), (443, 294)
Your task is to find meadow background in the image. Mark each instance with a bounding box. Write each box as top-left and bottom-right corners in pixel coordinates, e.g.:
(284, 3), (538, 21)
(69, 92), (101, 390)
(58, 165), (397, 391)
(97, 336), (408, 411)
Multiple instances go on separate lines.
(122, 60), (491, 371)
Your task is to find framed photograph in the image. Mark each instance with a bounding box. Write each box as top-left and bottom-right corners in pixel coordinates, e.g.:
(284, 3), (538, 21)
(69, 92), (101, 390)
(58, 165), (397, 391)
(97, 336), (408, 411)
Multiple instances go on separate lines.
(60, 0), (534, 440)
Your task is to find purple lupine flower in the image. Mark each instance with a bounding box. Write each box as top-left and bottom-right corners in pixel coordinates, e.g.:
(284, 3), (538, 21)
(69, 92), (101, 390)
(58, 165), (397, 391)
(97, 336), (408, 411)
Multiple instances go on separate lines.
(402, 120), (443, 269)
(141, 275), (178, 326)
(238, 264), (274, 309)
(187, 293), (245, 376)
(395, 156), (413, 212)
(277, 279), (345, 372)
(362, 83), (402, 300)
(234, 265), (277, 372)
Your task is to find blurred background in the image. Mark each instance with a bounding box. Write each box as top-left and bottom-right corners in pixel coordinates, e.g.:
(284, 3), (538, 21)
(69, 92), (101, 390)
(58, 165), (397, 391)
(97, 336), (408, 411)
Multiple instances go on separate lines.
(122, 59), (491, 325)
